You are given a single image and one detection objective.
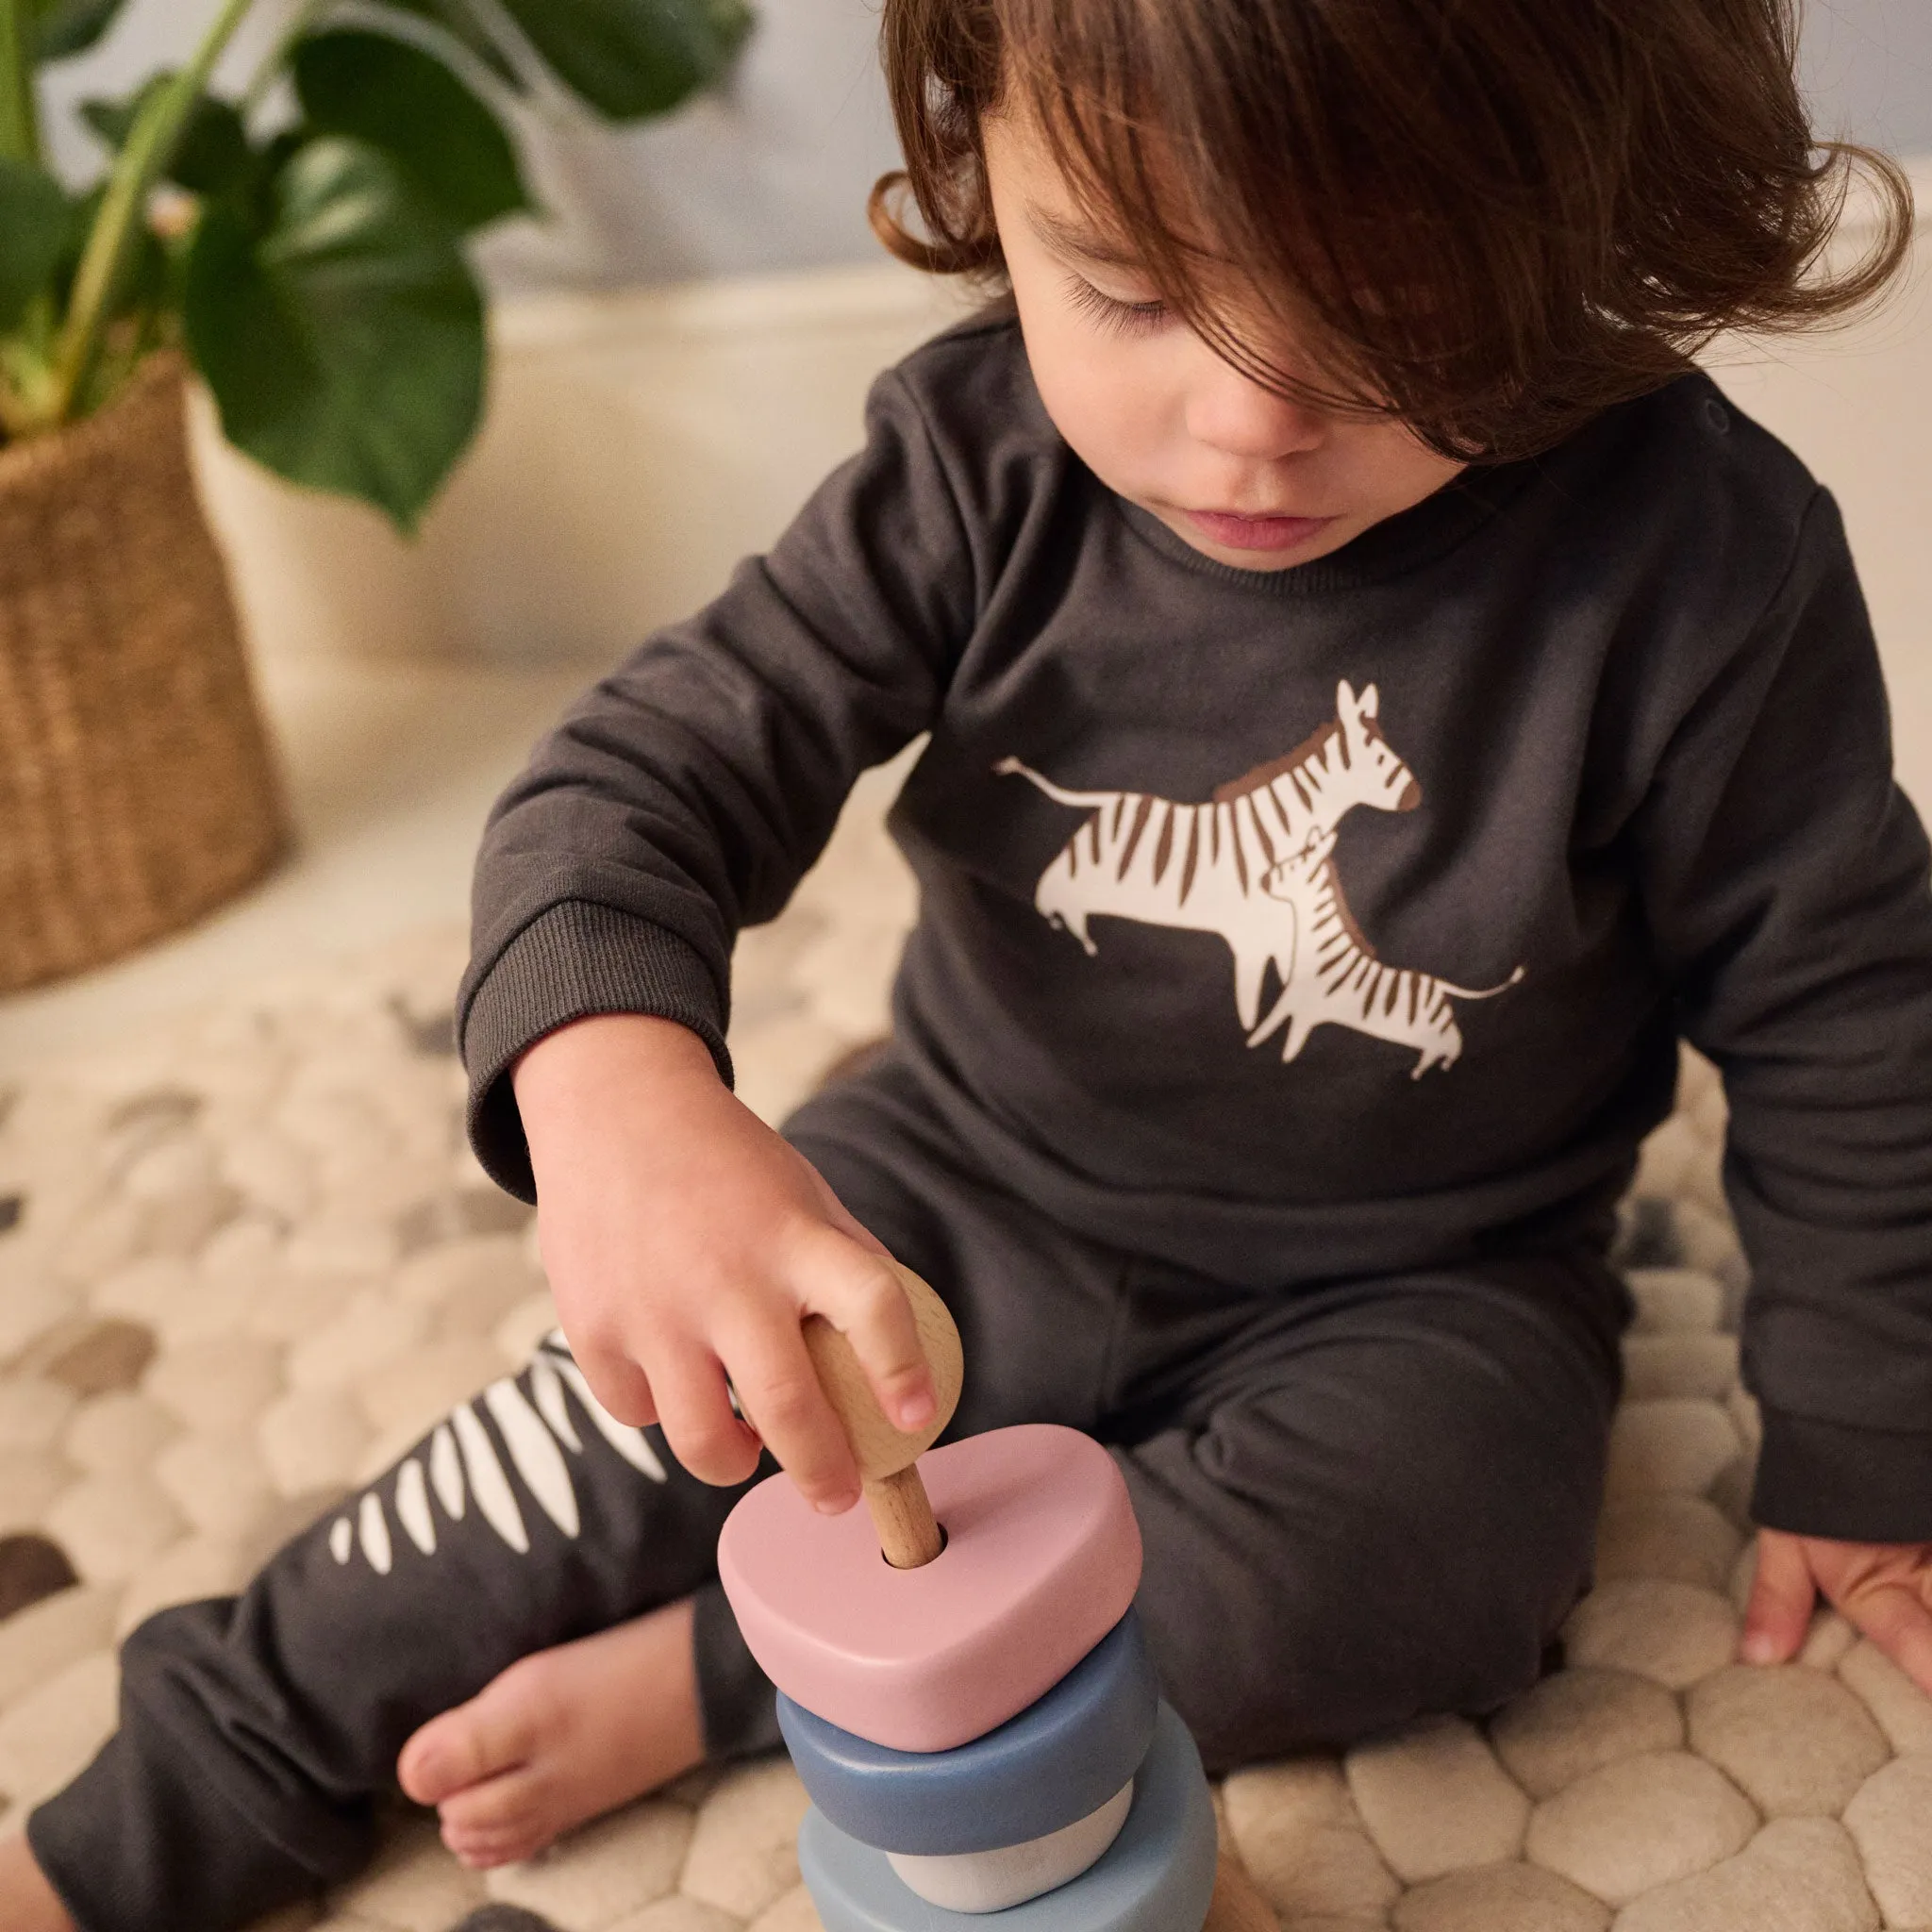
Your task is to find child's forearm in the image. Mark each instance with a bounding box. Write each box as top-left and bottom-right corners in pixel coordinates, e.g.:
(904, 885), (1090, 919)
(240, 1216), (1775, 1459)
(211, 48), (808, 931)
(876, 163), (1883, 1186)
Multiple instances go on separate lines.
(458, 362), (971, 1206)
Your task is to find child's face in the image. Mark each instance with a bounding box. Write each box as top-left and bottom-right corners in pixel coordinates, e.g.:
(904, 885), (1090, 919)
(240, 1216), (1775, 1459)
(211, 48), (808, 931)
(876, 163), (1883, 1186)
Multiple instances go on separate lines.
(982, 113), (1467, 573)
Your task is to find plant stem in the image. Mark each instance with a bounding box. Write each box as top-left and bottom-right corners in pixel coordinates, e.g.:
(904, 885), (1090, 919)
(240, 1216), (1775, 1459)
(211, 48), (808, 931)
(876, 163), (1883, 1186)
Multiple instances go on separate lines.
(0, 0), (42, 165)
(51, 0), (258, 423)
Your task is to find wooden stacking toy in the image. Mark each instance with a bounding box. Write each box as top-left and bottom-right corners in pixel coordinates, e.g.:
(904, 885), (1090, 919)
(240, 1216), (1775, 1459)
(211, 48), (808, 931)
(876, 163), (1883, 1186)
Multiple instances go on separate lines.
(775, 1610), (1158, 1854)
(717, 1265), (1227, 1928)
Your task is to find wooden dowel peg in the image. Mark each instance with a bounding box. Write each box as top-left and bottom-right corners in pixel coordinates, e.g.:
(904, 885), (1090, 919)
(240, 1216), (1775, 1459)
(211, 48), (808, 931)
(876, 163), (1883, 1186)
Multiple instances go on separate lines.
(866, 1464), (945, 1569)
(802, 1261), (963, 1572)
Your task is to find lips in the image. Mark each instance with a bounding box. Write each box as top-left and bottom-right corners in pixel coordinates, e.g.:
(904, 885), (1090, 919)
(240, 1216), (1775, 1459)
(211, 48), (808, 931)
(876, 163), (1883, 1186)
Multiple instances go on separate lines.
(1182, 508), (1337, 553)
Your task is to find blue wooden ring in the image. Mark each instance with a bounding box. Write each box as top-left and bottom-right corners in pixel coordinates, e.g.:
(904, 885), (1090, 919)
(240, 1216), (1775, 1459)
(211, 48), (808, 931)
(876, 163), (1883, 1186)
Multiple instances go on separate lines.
(778, 1607), (1158, 1855)
(798, 1702), (1217, 1932)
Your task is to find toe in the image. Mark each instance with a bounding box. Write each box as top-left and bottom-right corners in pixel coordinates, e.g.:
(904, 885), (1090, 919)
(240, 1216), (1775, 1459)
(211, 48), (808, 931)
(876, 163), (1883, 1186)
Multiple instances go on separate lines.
(398, 1690), (535, 1806)
(444, 1824), (541, 1870)
(438, 1767), (546, 1840)
(440, 1784), (556, 1870)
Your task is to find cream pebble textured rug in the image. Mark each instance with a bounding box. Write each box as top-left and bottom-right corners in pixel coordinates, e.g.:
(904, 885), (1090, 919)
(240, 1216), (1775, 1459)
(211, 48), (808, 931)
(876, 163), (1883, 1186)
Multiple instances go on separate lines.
(3, 766), (1931, 1932)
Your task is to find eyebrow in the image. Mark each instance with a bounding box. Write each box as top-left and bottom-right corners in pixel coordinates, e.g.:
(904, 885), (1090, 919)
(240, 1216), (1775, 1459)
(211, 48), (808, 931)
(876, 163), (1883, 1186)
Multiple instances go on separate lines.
(1024, 204), (1147, 272)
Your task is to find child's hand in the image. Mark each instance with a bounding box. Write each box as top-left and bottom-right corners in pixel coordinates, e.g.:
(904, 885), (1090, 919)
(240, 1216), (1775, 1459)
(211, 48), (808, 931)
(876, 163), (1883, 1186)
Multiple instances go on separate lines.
(1741, 1526), (1932, 1693)
(511, 1013), (938, 1513)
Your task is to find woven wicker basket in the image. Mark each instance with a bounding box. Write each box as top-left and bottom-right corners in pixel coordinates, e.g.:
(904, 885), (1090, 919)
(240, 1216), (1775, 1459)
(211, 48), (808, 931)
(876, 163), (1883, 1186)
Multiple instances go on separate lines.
(0, 355), (286, 992)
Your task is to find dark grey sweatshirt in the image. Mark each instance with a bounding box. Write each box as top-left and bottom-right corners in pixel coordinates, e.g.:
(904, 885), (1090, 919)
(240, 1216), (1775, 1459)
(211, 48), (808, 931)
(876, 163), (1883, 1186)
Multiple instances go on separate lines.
(460, 313), (1932, 1543)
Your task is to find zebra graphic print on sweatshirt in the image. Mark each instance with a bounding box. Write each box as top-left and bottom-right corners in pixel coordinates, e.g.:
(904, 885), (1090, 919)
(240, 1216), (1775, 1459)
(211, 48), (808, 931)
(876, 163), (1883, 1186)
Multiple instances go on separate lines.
(1249, 824), (1524, 1075)
(325, 1330), (666, 1576)
(999, 679), (1523, 1077)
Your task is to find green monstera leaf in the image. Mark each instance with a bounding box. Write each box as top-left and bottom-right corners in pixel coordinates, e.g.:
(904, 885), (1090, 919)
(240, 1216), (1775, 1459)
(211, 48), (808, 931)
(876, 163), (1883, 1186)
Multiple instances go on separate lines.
(491, 0), (753, 120)
(292, 29), (529, 233)
(81, 75), (253, 197)
(30, 0), (129, 62)
(184, 134), (484, 531)
(16, 0), (751, 494)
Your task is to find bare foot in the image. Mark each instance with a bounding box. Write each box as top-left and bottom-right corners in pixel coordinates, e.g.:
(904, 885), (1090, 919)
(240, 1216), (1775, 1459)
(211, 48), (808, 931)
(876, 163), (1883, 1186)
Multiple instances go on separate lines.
(397, 1596), (704, 1868)
(0, 1836), (77, 1932)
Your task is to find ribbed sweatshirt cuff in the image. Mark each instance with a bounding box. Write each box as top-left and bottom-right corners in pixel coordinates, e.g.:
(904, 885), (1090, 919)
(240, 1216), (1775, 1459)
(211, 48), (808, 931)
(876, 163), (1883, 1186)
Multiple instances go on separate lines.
(1751, 1406), (1932, 1542)
(461, 900), (734, 1203)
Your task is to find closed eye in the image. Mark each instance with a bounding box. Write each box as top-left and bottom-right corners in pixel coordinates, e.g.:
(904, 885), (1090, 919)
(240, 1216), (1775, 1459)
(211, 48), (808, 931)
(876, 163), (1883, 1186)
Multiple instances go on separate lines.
(1062, 273), (1171, 338)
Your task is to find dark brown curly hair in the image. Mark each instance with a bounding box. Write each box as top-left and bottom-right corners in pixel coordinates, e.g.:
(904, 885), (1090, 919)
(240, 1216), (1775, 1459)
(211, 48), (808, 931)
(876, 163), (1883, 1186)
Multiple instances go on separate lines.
(868, 0), (1915, 461)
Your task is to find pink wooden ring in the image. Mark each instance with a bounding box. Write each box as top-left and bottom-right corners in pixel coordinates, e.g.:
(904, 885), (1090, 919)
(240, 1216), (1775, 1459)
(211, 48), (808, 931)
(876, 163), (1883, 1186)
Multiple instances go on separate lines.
(719, 1424), (1143, 1752)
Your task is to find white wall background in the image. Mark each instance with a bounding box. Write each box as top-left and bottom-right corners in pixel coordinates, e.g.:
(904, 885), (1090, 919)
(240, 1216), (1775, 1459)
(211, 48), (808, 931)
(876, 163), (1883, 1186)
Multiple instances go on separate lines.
(32, 0), (1932, 294)
(1804, 0), (1932, 154)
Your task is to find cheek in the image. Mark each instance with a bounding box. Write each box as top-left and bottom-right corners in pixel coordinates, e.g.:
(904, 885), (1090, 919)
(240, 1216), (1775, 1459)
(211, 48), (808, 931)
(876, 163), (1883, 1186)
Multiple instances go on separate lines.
(1345, 425), (1465, 517)
(1023, 326), (1163, 487)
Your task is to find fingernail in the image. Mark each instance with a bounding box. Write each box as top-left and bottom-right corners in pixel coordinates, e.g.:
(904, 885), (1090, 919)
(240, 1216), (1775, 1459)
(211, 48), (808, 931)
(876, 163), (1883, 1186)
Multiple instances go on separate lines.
(896, 1392), (935, 1430)
(1740, 1631), (1778, 1665)
(815, 1491), (858, 1516)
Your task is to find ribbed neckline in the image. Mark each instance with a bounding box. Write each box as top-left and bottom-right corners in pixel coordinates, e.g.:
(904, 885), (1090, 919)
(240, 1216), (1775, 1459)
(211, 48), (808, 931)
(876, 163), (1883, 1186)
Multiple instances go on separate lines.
(1112, 454), (1546, 594)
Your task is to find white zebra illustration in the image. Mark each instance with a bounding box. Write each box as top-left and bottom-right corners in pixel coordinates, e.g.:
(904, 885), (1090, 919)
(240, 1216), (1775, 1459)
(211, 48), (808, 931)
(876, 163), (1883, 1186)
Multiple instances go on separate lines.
(998, 679), (1417, 1035)
(325, 1330), (665, 1577)
(998, 678), (1521, 1074)
(1247, 837), (1524, 1076)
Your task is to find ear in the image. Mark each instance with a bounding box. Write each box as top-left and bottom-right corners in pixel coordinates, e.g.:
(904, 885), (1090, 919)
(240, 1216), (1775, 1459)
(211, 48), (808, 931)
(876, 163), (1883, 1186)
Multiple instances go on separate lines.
(1359, 683), (1380, 719)
(1337, 679), (1358, 719)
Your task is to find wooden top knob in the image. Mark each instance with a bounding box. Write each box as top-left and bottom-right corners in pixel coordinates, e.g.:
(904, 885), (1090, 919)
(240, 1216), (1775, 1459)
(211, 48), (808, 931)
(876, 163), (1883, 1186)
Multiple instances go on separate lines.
(802, 1261), (962, 1568)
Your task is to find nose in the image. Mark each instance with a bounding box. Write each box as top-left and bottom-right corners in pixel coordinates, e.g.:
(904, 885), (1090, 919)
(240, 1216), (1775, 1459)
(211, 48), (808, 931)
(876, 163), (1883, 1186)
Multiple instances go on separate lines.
(1183, 347), (1327, 461)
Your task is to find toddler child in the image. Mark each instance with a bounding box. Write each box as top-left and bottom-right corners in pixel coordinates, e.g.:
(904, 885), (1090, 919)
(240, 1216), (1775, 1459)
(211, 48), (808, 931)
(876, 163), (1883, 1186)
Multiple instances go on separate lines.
(7, 0), (1930, 1924)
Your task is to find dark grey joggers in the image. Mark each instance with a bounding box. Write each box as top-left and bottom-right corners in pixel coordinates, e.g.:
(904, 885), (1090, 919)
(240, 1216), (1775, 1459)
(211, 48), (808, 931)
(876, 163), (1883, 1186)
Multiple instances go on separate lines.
(29, 1052), (1625, 1932)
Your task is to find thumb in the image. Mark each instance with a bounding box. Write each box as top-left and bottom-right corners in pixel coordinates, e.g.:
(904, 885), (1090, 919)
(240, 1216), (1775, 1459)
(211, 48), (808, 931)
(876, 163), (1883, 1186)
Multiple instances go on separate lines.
(1741, 1528), (1817, 1665)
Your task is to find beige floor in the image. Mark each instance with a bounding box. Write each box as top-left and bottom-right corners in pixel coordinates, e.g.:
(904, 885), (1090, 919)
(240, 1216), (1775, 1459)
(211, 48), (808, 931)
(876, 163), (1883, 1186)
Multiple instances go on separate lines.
(2, 808), (1929, 1932)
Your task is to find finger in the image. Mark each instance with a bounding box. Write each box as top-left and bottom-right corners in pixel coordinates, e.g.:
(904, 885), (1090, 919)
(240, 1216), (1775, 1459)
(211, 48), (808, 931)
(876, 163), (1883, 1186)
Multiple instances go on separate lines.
(563, 1337), (659, 1430)
(792, 1228), (936, 1433)
(646, 1341), (763, 1488)
(1840, 1583), (1932, 1697)
(722, 1319), (862, 1513)
(1741, 1528), (1818, 1665)
(802, 1157), (895, 1260)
